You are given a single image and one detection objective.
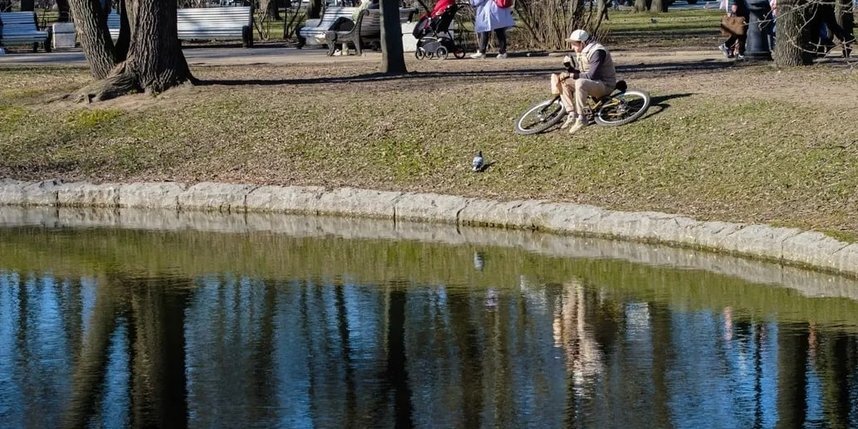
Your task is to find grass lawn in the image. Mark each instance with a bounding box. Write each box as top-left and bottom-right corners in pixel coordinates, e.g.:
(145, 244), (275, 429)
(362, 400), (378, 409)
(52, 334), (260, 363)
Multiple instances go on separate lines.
(1, 32), (857, 242)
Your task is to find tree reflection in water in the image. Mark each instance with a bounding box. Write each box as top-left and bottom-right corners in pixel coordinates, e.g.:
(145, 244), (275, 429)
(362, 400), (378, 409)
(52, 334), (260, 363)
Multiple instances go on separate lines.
(1, 229), (858, 427)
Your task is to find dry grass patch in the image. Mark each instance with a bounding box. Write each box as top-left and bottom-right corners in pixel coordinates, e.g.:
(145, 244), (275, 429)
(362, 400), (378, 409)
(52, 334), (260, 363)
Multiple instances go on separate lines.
(1, 55), (857, 240)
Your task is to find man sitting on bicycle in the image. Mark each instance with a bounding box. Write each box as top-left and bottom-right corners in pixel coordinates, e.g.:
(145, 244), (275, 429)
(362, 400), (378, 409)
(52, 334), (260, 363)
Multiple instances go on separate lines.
(550, 29), (617, 134)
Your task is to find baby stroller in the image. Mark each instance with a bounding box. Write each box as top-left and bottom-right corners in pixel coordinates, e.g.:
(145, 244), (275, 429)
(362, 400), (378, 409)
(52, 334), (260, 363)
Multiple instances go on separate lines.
(412, 2), (465, 60)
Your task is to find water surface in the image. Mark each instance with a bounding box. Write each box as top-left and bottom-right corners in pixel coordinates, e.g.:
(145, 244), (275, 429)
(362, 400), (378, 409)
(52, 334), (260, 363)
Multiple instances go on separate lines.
(1, 208), (858, 428)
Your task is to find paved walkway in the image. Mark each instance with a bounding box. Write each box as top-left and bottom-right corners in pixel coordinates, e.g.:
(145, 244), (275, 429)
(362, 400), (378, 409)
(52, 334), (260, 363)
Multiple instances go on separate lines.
(0, 46), (722, 67)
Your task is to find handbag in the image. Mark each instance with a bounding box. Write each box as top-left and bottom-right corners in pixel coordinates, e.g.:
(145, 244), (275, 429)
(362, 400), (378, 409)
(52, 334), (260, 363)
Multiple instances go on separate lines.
(720, 15), (747, 36)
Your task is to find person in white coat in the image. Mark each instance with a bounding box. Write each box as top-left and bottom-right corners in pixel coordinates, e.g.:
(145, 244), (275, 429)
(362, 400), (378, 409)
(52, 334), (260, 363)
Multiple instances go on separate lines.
(469, 0), (515, 58)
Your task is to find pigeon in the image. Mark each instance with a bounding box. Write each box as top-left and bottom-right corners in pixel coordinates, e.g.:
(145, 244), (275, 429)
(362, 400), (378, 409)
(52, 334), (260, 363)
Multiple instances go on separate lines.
(472, 151), (484, 172)
(650, 18), (658, 23)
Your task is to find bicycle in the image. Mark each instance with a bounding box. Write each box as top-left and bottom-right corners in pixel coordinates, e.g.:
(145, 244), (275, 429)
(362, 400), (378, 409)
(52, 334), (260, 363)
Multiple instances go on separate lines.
(514, 62), (651, 135)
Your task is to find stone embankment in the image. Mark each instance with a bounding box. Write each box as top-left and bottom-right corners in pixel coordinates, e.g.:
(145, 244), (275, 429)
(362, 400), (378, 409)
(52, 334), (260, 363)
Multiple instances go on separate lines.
(1, 179), (856, 277)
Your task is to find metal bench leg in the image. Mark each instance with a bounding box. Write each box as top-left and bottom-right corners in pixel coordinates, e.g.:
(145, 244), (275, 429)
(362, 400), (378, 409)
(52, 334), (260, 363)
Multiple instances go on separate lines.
(325, 31), (338, 56)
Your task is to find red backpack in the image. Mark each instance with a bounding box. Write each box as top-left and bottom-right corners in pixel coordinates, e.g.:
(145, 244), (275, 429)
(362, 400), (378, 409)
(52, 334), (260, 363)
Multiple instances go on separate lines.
(494, 0), (514, 8)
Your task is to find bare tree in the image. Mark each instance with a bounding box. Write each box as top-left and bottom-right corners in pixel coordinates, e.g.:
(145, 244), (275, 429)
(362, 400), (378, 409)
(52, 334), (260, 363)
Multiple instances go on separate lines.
(56, 0), (71, 21)
(380, 0), (407, 74)
(650, 0), (668, 12)
(515, 0), (608, 51)
(69, 0), (194, 101)
(307, 0), (323, 18)
(773, 0), (854, 66)
(773, 0), (812, 65)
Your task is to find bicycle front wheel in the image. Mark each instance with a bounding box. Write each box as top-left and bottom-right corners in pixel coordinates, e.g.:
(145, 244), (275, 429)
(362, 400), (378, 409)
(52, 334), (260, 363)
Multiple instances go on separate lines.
(594, 89), (650, 126)
(514, 98), (567, 135)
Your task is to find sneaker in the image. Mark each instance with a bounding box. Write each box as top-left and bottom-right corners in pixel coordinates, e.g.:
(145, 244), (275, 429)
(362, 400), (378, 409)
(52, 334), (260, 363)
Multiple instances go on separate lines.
(470, 52), (485, 59)
(496, 53), (508, 59)
(736, 54), (745, 60)
(567, 120), (588, 134)
(333, 49), (342, 56)
(718, 44), (730, 58)
(560, 114), (577, 129)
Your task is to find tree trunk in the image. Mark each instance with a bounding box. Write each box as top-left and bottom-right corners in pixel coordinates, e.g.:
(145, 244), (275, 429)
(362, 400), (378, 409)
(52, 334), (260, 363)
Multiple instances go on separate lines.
(773, 0), (812, 66)
(307, 0), (322, 19)
(56, 0), (72, 21)
(69, 0), (118, 78)
(650, 0), (667, 12)
(20, 0), (34, 11)
(380, 0), (407, 74)
(633, 0), (647, 12)
(597, 0), (609, 20)
(71, 0), (193, 101)
(271, 0), (282, 20)
(835, 0), (854, 44)
(259, 0), (282, 20)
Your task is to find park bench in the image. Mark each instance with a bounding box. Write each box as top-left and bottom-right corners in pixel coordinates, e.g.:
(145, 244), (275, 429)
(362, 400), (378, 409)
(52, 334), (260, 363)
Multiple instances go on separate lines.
(324, 8), (380, 55)
(108, 6), (253, 47)
(107, 11), (120, 41)
(297, 6), (356, 47)
(297, 5), (417, 48)
(0, 11), (51, 52)
(177, 6), (254, 47)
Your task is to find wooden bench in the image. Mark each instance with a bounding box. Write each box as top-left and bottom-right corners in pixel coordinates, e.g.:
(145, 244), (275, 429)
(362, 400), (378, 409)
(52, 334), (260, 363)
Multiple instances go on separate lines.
(0, 11), (51, 52)
(297, 6), (417, 48)
(324, 8), (381, 55)
(108, 7), (253, 47)
(107, 11), (120, 42)
(297, 6), (356, 47)
(177, 6), (254, 47)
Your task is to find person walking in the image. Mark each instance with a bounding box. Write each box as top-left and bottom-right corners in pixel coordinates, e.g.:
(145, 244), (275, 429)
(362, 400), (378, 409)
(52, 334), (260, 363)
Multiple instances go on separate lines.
(470, 0), (514, 59)
(718, 0), (749, 59)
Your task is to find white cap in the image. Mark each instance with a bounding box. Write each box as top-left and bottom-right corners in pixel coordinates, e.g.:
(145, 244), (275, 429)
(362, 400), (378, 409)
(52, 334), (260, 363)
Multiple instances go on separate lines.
(566, 29), (590, 42)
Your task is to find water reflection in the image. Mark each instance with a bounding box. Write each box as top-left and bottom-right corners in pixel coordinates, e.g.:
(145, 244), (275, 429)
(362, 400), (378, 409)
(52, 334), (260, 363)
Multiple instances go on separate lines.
(1, 211), (858, 428)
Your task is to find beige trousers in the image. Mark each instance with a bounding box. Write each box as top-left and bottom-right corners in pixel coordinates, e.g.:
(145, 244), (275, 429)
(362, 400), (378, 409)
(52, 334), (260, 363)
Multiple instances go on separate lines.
(550, 74), (611, 118)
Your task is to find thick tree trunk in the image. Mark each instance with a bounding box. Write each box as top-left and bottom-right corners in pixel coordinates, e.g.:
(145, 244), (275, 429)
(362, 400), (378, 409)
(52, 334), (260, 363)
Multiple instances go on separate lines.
(650, 0), (667, 12)
(633, 0), (647, 12)
(773, 0), (811, 65)
(307, 0), (322, 19)
(71, 0), (193, 101)
(380, 0), (406, 74)
(56, 0), (72, 21)
(69, 0), (117, 78)
(20, 0), (34, 11)
(835, 0), (854, 44)
(259, 0), (282, 20)
(597, 0), (609, 20)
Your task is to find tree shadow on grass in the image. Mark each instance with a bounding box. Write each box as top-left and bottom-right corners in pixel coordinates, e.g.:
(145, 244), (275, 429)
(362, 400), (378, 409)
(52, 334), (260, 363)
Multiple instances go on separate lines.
(194, 59), (733, 87)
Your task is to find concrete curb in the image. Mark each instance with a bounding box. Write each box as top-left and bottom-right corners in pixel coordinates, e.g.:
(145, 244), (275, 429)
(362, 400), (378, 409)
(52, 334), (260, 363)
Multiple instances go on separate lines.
(1, 179), (856, 277)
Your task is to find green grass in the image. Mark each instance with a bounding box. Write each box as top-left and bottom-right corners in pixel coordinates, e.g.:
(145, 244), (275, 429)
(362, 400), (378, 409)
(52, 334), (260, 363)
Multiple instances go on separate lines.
(1, 56), (857, 241)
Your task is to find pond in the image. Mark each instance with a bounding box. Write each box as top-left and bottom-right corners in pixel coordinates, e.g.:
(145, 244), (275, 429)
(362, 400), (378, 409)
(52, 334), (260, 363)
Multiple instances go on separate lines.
(1, 207), (858, 428)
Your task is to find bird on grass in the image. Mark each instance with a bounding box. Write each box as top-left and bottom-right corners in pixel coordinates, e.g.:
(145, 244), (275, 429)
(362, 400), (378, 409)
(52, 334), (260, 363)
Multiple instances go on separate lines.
(472, 151), (484, 172)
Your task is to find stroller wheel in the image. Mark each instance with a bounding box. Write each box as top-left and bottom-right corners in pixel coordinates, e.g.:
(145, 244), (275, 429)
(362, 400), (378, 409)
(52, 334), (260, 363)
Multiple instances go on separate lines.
(415, 48), (426, 60)
(453, 48), (466, 59)
(434, 45), (448, 60)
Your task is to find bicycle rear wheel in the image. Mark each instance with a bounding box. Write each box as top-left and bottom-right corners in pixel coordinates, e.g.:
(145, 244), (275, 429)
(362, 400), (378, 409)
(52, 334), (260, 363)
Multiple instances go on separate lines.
(593, 90), (650, 126)
(514, 98), (567, 135)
